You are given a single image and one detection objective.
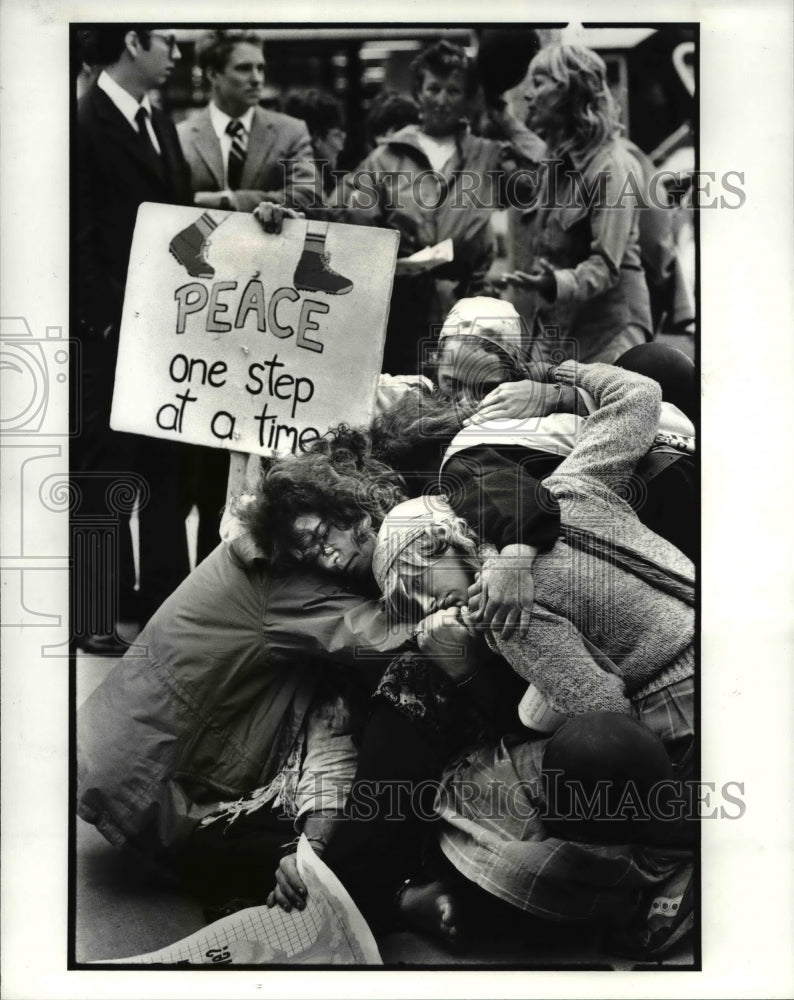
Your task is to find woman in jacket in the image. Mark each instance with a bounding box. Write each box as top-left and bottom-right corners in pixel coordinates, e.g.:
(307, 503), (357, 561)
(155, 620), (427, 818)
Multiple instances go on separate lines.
(76, 458), (413, 909)
(503, 44), (654, 363)
(342, 40), (544, 375)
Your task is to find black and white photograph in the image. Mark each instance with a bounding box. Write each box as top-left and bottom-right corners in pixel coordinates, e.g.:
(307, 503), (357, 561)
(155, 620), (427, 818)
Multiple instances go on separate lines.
(1, 1), (792, 998)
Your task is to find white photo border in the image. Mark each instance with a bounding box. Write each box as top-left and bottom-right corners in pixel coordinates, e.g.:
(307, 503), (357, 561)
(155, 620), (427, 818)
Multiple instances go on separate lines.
(1, 0), (793, 997)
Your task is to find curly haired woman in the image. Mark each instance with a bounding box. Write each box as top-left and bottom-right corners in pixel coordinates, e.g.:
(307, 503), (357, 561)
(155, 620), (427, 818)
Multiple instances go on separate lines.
(233, 426), (409, 591)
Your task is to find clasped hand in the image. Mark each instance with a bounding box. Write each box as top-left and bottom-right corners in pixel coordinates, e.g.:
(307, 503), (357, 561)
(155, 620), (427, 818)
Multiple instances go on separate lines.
(466, 546), (536, 642)
(463, 379), (549, 425)
(415, 606), (479, 683)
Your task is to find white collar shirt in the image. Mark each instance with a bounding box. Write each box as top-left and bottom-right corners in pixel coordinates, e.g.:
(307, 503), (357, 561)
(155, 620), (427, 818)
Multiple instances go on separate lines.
(97, 70), (161, 154)
(414, 132), (456, 173)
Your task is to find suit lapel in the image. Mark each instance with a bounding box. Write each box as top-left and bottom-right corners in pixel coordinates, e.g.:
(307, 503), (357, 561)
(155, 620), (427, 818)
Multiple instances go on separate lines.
(151, 112), (183, 189)
(91, 87), (166, 185)
(240, 107), (277, 190)
(188, 109), (225, 189)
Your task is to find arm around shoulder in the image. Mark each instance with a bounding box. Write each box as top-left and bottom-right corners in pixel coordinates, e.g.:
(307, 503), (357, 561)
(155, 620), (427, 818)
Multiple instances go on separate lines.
(548, 361), (662, 488)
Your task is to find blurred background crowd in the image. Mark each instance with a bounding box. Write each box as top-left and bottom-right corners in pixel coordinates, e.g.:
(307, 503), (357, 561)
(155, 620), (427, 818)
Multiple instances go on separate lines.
(74, 24), (697, 339)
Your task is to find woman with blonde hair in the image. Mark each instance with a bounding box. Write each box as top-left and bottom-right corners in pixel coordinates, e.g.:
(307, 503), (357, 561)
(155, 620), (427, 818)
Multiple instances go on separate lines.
(503, 44), (654, 363)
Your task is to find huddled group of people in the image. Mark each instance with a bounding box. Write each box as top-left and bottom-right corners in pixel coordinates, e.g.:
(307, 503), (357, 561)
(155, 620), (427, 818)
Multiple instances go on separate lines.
(76, 25), (697, 962)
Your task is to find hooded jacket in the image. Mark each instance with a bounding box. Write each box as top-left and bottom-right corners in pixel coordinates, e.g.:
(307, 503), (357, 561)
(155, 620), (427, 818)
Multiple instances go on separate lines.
(343, 123), (545, 287)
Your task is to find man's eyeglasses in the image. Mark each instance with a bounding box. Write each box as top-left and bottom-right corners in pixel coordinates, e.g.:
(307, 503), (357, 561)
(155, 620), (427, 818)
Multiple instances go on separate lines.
(151, 32), (179, 57)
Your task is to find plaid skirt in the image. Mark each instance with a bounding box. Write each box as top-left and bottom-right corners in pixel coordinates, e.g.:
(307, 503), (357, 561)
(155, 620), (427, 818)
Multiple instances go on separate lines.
(435, 674), (696, 923)
(435, 731), (684, 923)
(633, 675), (695, 780)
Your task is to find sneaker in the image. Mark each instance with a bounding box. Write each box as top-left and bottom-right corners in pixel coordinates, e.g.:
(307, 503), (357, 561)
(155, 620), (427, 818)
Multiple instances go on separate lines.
(293, 249), (353, 295)
(169, 224), (214, 279)
(605, 861), (694, 961)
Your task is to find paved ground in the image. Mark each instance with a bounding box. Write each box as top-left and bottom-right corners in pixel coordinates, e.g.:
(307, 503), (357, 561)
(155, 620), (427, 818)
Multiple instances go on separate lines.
(75, 648), (695, 970)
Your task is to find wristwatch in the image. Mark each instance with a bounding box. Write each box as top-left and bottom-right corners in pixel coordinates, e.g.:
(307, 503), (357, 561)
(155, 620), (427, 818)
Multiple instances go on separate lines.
(219, 191), (232, 211)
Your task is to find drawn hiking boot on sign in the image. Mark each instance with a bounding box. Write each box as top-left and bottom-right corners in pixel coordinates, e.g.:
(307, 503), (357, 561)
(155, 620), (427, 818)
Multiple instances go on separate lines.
(293, 249), (353, 295)
(169, 221), (216, 279)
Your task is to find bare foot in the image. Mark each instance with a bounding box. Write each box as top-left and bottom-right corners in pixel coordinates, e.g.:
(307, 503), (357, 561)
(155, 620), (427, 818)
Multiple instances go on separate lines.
(397, 880), (462, 947)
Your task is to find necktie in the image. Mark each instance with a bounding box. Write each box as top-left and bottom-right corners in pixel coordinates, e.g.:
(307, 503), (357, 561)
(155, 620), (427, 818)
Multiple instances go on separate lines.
(226, 119), (247, 190)
(135, 105), (158, 160)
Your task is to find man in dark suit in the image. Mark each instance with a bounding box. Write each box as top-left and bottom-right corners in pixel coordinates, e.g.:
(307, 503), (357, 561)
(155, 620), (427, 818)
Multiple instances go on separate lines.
(73, 25), (194, 653)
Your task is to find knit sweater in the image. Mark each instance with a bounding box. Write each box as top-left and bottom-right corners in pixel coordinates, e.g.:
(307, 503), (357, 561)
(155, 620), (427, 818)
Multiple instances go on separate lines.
(489, 361), (694, 711)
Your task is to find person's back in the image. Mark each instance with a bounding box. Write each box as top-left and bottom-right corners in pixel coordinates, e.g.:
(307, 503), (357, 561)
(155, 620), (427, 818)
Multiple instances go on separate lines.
(423, 360), (694, 724)
(78, 543), (306, 853)
(519, 361), (694, 701)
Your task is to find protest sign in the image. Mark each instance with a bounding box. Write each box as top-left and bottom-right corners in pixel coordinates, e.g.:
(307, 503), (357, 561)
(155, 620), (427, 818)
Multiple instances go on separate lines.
(111, 204), (398, 455)
(93, 836), (382, 966)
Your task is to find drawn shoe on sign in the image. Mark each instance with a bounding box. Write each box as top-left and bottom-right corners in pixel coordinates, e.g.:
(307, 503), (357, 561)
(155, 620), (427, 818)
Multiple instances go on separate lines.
(169, 224), (215, 279)
(293, 249), (353, 295)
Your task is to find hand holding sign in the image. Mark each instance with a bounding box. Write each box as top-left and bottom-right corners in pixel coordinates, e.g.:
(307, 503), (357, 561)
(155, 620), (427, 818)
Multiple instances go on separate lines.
(254, 201), (304, 234)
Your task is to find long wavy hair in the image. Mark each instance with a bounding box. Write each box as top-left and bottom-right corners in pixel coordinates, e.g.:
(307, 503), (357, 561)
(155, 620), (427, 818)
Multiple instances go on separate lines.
(530, 43), (621, 161)
(370, 385), (473, 480)
(233, 426), (407, 573)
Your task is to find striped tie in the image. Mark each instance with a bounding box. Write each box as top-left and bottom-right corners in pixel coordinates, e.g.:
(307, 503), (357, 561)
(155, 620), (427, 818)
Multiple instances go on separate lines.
(226, 119), (247, 190)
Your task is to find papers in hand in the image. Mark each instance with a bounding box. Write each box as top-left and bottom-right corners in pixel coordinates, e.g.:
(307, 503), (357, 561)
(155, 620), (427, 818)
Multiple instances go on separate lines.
(92, 835), (382, 966)
(395, 238), (454, 275)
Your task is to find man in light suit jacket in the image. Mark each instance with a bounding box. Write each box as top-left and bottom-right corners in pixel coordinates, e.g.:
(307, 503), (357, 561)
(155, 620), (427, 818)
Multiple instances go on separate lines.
(172, 28), (351, 292)
(177, 30), (319, 216)
(170, 31), (332, 576)
(172, 31), (349, 563)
